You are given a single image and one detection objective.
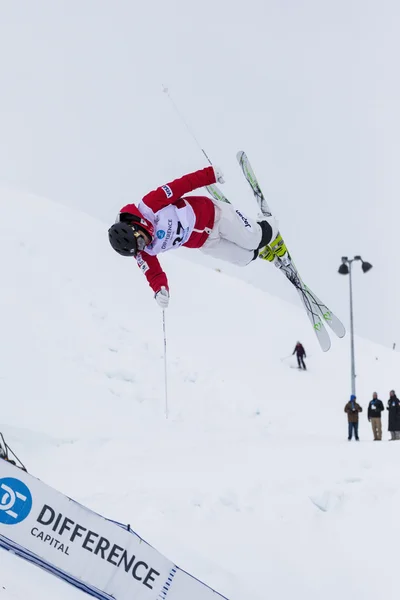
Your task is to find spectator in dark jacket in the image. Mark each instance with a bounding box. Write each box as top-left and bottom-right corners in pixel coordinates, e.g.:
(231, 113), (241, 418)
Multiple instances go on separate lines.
(293, 342), (306, 370)
(344, 395), (362, 441)
(367, 392), (385, 440)
(387, 390), (400, 440)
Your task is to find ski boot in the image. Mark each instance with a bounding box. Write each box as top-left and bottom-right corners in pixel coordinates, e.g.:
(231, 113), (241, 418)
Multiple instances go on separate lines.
(257, 218), (289, 265)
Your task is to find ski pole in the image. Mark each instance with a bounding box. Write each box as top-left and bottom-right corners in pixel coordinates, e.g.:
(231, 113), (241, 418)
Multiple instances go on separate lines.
(162, 310), (169, 419)
(162, 85), (213, 166)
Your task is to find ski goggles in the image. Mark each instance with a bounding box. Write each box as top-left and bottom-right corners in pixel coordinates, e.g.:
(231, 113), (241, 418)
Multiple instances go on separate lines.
(132, 229), (147, 254)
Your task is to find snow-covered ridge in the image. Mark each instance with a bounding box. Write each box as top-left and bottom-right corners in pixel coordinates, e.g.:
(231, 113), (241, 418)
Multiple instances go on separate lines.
(1, 189), (400, 600)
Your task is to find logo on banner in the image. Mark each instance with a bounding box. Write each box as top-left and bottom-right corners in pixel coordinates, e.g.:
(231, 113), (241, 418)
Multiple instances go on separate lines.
(33, 504), (162, 589)
(0, 477), (32, 524)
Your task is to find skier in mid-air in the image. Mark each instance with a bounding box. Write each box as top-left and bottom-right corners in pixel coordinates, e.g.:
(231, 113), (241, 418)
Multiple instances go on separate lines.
(293, 342), (307, 370)
(108, 166), (279, 308)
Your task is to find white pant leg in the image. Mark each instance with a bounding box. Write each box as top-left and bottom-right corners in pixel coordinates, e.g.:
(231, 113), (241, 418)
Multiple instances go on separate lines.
(201, 237), (255, 266)
(213, 199), (262, 249)
(200, 200), (262, 266)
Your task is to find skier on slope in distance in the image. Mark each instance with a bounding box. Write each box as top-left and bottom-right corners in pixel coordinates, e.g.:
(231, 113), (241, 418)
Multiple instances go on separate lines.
(293, 341), (306, 370)
(108, 166), (279, 308)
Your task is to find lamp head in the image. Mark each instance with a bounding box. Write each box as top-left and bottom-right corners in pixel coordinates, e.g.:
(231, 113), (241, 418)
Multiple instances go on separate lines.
(338, 257), (349, 275)
(361, 261), (373, 273)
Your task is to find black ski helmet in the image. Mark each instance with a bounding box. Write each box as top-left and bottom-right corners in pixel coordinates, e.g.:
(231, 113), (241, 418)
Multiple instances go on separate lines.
(108, 222), (147, 257)
(109, 206), (155, 257)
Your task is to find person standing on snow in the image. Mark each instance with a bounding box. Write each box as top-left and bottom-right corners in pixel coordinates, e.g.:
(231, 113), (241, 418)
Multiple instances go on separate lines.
(367, 392), (385, 440)
(292, 342), (306, 370)
(344, 395), (362, 441)
(108, 166), (279, 308)
(387, 390), (400, 440)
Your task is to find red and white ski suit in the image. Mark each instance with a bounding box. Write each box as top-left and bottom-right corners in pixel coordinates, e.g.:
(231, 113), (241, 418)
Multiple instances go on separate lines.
(119, 166), (262, 293)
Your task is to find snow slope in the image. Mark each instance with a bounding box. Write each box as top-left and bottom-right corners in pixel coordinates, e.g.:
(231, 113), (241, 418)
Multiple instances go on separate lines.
(1, 189), (400, 600)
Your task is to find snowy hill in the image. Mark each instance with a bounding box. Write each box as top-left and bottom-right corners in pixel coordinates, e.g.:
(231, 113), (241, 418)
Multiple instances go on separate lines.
(1, 189), (400, 600)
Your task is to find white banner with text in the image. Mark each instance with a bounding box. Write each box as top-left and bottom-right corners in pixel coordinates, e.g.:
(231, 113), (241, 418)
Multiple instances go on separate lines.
(0, 460), (228, 600)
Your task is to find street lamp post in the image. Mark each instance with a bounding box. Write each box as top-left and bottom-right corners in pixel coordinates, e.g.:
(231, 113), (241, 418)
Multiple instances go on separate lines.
(338, 256), (373, 396)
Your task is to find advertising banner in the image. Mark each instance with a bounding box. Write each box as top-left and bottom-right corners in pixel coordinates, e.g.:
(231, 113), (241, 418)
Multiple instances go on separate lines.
(0, 460), (228, 600)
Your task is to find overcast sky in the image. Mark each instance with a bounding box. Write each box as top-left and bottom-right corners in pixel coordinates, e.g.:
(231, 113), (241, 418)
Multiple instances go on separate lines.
(0, 0), (399, 349)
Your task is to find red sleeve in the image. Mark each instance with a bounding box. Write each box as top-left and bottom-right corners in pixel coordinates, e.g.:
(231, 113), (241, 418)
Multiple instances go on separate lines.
(136, 251), (168, 293)
(141, 166), (216, 213)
